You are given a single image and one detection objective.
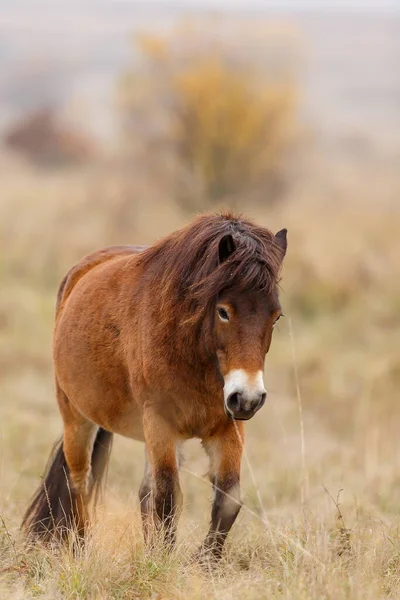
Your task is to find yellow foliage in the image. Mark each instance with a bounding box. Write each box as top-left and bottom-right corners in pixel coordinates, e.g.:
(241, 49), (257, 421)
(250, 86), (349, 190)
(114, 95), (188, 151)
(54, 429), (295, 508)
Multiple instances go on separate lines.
(173, 58), (295, 198)
(136, 33), (167, 62)
(119, 20), (298, 209)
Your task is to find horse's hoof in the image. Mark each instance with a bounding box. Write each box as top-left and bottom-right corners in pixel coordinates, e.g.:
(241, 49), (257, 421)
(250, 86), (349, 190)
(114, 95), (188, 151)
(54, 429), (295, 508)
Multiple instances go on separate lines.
(192, 546), (221, 569)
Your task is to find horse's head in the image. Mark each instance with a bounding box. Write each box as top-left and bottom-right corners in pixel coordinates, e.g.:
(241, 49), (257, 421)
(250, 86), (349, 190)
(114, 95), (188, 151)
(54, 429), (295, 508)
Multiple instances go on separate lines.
(214, 229), (287, 421)
(138, 213), (287, 419)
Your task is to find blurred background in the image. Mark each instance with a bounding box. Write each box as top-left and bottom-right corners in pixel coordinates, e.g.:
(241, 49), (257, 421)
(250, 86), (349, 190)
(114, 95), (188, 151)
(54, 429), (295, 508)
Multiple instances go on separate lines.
(0, 0), (400, 592)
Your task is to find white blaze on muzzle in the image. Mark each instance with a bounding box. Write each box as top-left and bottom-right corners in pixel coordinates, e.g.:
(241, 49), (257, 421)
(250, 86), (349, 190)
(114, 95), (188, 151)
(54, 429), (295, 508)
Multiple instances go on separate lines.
(223, 369), (266, 411)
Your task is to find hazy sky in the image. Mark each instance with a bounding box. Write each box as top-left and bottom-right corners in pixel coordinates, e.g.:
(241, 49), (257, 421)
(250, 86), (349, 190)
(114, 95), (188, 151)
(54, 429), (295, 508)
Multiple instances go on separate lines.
(110, 0), (400, 10)
(0, 0), (399, 9)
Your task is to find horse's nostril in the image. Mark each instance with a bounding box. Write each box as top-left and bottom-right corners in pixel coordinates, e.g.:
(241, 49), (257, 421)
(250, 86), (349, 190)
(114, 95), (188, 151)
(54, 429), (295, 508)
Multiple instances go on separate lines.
(259, 392), (267, 406)
(227, 392), (241, 412)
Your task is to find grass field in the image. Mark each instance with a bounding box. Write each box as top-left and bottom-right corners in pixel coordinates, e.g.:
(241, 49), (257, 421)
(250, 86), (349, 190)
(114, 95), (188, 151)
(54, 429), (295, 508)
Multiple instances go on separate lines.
(1, 160), (399, 599)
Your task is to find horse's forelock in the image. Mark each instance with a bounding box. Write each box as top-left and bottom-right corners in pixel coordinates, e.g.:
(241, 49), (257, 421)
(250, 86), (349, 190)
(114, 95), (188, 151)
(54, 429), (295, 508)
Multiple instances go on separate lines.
(138, 213), (282, 317)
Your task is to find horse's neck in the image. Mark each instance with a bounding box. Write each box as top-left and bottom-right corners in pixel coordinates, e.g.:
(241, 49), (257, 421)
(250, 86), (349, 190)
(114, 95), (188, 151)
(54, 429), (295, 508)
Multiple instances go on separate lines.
(177, 352), (221, 397)
(179, 334), (221, 387)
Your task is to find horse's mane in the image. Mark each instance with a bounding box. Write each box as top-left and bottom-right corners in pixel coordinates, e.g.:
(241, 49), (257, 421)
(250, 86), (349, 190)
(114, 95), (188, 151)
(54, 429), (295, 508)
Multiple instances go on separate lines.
(137, 213), (284, 326)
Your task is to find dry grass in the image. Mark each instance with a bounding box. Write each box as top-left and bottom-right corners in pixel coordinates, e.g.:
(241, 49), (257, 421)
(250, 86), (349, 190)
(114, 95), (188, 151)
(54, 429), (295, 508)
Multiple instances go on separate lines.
(1, 158), (400, 598)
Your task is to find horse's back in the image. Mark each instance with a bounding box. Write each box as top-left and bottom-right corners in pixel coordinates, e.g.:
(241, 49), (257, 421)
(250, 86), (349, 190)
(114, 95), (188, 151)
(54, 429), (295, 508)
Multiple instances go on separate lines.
(56, 245), (146, 316)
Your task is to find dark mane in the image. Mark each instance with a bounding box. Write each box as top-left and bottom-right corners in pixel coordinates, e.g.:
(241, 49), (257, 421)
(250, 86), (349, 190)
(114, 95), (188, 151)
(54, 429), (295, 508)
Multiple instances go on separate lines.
(137, 212), (284, 324)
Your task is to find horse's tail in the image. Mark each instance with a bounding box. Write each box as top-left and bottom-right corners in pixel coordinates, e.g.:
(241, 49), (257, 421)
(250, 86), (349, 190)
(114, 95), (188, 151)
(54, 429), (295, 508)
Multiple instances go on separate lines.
(21, 428), (113, 541)
(91, 427), (114, 506)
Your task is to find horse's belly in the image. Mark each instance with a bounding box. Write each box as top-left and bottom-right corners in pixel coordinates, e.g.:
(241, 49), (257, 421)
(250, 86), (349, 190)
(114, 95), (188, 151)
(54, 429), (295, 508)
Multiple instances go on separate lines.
(94, 404), (145, 441)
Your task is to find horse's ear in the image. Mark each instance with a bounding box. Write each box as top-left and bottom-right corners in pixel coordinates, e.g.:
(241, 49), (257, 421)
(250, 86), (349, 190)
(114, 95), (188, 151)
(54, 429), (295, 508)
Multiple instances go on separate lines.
(218, 234), (236, 264)
(275, 228), (287, 258)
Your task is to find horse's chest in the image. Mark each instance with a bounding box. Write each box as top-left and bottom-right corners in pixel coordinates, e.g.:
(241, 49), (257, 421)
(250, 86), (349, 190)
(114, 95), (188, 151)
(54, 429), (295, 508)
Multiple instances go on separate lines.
(166, 391), (225, 439)
(142, 361), (226, 438)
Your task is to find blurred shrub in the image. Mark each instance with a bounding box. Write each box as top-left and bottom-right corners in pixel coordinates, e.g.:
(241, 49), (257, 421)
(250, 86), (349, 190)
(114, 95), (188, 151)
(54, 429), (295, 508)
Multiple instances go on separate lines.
(3, 107), (96, 167)
(118, 20), (299, 211)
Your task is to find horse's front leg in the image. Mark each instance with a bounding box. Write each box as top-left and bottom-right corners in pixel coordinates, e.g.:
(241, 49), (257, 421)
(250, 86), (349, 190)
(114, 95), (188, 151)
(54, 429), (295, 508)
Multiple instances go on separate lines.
(142, 408), (183, 547)
(201, 421), (244, 560)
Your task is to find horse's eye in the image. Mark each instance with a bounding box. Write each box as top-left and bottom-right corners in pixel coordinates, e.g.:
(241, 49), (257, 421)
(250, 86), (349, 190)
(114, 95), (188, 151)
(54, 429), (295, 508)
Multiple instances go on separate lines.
(273, 314), (283, 327)
(217, 307), (229, 322)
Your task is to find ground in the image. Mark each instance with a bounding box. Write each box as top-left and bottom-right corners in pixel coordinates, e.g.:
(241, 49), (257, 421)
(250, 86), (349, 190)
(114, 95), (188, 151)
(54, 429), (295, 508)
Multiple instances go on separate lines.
(1, 161), (400, 599)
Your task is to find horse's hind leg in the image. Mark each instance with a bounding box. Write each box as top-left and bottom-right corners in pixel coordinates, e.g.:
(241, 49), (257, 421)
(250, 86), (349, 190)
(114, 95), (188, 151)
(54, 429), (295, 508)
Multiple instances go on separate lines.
(139, 447), (153, 543)
(22, 383), (112, 542)
(57, 385), (99, 537)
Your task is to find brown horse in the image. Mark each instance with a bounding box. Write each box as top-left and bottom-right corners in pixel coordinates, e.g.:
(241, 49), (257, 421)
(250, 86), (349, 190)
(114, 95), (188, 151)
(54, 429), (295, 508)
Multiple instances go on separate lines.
(22, 212), (287, 559)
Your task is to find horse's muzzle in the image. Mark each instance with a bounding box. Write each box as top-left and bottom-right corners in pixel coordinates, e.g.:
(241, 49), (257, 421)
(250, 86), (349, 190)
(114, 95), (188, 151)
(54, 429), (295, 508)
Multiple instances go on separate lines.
(224, 391), (266, 421)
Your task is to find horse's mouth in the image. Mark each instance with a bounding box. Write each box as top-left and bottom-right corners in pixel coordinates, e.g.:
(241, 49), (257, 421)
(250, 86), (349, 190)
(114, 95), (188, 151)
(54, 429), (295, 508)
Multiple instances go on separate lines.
(224, 408), (257, 421)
